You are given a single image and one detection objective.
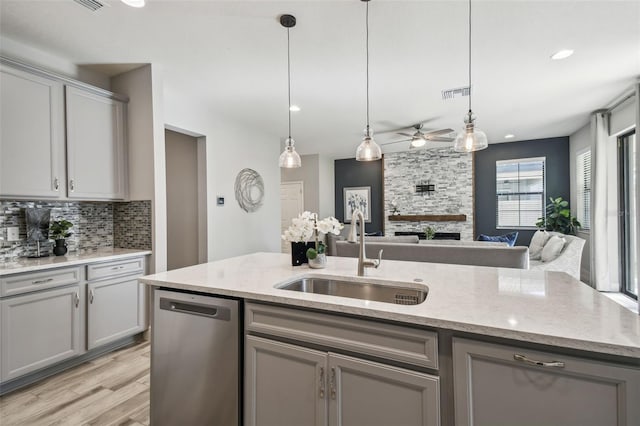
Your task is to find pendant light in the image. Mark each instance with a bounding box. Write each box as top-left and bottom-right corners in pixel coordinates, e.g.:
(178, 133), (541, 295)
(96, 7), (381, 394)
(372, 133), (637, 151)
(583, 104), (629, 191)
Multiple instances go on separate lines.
(453, 0), (488, 153)
(279, 14), (302, 168)
(355, 0), (382, 161)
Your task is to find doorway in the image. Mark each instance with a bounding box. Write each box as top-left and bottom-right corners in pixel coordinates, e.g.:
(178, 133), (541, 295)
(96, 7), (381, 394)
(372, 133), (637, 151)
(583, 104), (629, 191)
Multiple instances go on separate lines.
(280, 181), (304, 253)
(165, 128), (206, 270)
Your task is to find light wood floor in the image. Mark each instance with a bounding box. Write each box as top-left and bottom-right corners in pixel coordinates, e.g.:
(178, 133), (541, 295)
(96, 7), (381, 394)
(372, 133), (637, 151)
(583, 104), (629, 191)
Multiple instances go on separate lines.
(0, 341), (150, 426)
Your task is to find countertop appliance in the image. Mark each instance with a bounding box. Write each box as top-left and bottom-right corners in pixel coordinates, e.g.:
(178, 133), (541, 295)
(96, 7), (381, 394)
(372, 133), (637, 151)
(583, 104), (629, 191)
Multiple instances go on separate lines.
(151, 288), (240, 425)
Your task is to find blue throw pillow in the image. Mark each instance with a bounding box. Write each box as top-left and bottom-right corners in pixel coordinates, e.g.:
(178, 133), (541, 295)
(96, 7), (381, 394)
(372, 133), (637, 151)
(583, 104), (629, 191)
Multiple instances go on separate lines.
(477, 232), (518, 247)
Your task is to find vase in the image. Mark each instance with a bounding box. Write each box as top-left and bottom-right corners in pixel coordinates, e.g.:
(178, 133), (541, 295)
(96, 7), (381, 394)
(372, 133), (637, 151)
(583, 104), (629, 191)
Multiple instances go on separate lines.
(308, 253), (327, 269)
(53, 239), (67, 256)
(290, 242), (315, 266)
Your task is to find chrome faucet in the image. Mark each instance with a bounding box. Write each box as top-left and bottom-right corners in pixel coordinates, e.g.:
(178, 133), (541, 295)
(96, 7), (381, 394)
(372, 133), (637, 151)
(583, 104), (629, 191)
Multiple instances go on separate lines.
(347, 209), (383, 276)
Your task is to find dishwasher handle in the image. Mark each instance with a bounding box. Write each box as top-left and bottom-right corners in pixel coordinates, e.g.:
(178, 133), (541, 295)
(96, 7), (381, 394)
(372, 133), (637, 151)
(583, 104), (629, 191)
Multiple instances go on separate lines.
(159, 297), (231, 321)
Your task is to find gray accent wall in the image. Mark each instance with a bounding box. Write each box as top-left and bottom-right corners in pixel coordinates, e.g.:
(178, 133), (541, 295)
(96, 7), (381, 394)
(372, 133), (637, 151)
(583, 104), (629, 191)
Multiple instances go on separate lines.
(474, 137), (570, 246)
(334, 158), (384, 234)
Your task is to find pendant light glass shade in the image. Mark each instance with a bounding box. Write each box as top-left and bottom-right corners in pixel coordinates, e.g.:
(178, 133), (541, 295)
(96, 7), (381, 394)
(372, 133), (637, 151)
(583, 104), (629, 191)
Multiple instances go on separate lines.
(279, 137), (302, 168)
(279, 15), (302, 168)
(355, 0), (382, 162)
(356, 127), (382, 161)
(455, 0), (488, 153)
(454, 111), (488, 152)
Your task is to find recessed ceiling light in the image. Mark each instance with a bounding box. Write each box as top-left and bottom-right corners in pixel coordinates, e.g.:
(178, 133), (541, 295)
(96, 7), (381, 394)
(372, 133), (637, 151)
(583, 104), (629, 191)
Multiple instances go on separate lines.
(505, 134), (515, 139)
(121, 0), (145, 8)
(289, 105), (300, 112)
(551, 49), (574, 60)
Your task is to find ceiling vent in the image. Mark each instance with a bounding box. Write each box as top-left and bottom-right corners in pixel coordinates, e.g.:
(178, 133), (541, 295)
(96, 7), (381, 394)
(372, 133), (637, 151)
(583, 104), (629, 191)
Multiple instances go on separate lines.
(73, 0), (104, 12)
(441, 86), (470, 100)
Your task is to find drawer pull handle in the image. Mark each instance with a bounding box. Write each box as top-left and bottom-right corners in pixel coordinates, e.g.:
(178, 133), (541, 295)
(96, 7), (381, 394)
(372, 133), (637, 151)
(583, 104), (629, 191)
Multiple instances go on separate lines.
(514, 354), (565, 368)
(319, 367), (325, 398)
(89, 289), (95, 304)
(54, 177), (59, 191)
(330, 367), (337, 400)
(74, 292), (79, 308)
(32, 278), (54, 284)
(111, 266), (125, 270)
(69, 180), (75, 192)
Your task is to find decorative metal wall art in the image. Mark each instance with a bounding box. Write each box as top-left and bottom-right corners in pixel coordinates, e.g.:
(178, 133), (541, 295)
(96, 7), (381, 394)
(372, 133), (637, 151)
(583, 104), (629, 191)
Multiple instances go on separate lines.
(234, 168), (264, 213)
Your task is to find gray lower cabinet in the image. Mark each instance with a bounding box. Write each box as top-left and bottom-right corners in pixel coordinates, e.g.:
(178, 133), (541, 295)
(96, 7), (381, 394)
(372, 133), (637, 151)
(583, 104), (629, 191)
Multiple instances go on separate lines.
(452, 337), (640, 426)
(245, 335), (440, 426)
(0, 285), (81, 381)
(87, 276), (145, 350)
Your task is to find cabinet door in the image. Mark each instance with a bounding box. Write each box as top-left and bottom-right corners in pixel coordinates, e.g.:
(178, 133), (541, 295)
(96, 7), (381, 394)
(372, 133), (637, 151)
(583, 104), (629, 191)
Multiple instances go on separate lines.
(65, 86), (126, 200)
(328, 353), (440, 426)
(0, 285), (81, 381)
(0, 64), (65, 198)
(87, 276), (145, 350)
(245, 335), (328, 426)
(453, 338), (640, 426)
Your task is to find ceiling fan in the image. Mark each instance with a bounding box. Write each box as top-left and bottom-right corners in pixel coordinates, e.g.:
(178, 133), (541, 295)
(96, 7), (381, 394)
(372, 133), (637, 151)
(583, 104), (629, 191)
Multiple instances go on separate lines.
(381, 124), (455, 149)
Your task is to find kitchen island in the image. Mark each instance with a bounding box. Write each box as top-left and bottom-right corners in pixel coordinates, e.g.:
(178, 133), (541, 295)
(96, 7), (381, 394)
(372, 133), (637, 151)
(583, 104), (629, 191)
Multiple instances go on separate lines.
(140, 252), (640, 426)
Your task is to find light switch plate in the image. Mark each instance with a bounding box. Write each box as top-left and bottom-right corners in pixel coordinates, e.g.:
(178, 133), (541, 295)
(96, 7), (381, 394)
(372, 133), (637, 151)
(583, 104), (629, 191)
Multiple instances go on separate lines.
(7, 227), (19, 241)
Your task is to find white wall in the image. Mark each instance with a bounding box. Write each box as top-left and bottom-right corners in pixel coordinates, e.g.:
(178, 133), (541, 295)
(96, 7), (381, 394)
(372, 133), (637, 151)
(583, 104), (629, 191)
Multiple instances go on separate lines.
(111, 64), (167, 273)
(281, 154), (320, 214)
(318, 154), (335, 220)
(163, 86), (280, 260)
(0, 35), (110, 89)
(569, 123), (592, 284)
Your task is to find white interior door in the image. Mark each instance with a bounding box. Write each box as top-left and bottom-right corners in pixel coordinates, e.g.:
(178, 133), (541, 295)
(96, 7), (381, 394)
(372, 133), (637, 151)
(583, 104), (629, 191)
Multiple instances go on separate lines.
(281, 181), (304, 253)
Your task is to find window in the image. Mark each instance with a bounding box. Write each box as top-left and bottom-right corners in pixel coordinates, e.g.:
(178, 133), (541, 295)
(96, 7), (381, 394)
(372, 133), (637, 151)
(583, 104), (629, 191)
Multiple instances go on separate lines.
(618, 131), (637, 299)
(496, 157), (545, 228)
(576, 149), (591, 230)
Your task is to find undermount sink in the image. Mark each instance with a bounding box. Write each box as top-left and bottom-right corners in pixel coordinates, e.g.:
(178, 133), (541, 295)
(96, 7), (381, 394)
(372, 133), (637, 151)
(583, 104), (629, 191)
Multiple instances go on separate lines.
(276, 276), (428, 305)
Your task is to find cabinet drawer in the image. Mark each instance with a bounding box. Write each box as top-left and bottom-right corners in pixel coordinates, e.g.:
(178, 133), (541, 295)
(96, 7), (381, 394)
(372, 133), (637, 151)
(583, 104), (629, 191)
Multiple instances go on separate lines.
(87, 258), (144, 281)
(246, 302), (438, 369)
(0, 267), (81, 297)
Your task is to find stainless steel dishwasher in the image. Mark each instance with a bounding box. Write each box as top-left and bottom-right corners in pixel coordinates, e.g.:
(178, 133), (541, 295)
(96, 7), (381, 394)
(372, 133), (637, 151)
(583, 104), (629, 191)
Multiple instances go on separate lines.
(151, 288), (240, 426)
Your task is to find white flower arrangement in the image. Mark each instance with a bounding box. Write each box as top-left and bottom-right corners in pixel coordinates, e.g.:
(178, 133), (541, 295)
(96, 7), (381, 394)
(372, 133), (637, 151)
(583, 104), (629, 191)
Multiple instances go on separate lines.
(282, 211), (344, 243)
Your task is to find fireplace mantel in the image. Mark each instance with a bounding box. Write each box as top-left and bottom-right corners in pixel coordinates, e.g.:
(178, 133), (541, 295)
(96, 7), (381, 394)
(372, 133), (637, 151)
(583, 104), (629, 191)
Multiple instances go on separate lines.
(388, 214), (467, 222)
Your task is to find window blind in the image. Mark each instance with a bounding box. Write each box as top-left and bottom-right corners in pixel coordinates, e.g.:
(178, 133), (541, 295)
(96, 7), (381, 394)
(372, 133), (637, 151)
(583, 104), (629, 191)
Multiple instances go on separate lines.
(496, 157), (545, 228)
(576, 150), (591, 230)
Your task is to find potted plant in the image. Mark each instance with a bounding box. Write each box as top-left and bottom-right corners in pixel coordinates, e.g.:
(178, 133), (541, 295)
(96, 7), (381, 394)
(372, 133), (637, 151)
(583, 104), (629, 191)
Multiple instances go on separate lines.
(282, 212), (343, 267)
(424, 226), (436, 240)
(535, 197), (581, 235)
(50, 219), (73, 256)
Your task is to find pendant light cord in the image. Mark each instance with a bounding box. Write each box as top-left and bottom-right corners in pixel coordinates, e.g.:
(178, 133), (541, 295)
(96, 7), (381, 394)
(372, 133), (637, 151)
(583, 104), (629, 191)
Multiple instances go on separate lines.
(468, 0), (472, 114)
(287, 27), (292, 140)
(365, 0), (370, 130)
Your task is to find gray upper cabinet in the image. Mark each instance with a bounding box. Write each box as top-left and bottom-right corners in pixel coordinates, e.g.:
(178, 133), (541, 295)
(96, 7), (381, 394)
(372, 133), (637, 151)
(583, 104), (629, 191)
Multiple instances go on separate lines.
(0, 58), (127, 201)
(65, 86), (126, 200)
(0, 284), (81, 381)
(453, 337), (640, 426)
(0, 64), (66, 199)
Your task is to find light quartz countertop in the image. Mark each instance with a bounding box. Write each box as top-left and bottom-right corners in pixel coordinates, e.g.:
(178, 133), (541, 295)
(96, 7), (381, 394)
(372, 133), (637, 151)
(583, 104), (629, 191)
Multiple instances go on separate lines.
(139, 252), (640, 359)
(0, 248), (152, 276)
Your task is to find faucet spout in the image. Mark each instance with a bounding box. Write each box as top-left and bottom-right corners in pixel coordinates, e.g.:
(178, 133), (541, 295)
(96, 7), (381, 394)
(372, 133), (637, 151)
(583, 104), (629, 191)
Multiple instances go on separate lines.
(348, 209), (382, 276)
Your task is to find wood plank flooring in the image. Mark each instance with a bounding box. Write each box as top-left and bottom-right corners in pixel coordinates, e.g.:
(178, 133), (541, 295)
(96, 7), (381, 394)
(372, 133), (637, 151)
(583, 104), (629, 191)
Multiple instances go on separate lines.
(0, 341), (150, 426)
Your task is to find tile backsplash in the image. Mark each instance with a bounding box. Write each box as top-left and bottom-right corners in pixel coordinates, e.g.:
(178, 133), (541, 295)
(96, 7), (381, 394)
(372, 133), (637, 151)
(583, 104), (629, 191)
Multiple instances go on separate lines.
(0, 199), (151, 262)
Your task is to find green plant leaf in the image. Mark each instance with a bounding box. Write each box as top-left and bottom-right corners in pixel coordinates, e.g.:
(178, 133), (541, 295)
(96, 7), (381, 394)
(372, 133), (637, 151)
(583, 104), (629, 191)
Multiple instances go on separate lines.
(306, 248), (317, 260)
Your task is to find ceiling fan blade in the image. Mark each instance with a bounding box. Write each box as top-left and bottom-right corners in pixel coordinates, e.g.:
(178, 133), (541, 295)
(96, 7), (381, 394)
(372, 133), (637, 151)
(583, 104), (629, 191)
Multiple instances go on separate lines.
(425, 136), (455, 142)
(397, 132), (415, 138)
(423, 128), (455, 136)
(381, 138), (411, 146)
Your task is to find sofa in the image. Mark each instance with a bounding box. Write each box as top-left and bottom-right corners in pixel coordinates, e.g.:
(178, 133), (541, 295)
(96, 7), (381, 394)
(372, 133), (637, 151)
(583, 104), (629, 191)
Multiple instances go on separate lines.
(528, 232), (585, 280)
(335, 240), (529, 269)
(326, 229), (419, 256)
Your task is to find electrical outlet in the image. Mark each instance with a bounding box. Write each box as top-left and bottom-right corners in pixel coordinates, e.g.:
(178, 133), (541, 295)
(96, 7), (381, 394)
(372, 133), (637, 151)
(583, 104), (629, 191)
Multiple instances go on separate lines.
(7, 227), (19, 242)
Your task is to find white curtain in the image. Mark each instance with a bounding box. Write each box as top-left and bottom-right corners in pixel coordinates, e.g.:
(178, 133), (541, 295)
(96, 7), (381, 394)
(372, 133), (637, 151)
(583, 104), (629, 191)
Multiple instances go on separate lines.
(590, 111), (617, 291)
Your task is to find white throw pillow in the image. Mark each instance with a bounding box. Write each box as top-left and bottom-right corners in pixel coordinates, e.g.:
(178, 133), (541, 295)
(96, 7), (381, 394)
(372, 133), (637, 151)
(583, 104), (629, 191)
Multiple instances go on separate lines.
(540, 235), (566, 262)
(529, 230), (551, 260)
